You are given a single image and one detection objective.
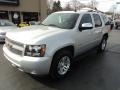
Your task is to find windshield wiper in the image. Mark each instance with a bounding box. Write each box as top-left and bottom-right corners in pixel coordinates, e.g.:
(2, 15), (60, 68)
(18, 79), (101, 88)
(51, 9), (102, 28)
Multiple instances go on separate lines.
(40, 23), (47, 26)
(41, 23), (61, 28)
(47, 24), (61, 28)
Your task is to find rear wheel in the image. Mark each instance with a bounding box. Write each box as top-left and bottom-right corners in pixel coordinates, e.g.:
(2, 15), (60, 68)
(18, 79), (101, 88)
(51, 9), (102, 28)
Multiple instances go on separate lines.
(115, 25), (118, 29)
(50, 50), (72, 80)
(97, 36), (107, 53)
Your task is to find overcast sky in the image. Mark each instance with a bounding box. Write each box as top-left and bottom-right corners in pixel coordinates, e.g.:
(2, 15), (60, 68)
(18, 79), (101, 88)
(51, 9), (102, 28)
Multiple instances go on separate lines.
(54, 0), (120, 12)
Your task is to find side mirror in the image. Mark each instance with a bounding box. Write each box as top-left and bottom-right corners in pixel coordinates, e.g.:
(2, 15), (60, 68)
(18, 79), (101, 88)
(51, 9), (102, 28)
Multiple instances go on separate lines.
(79, 23), (93, 31)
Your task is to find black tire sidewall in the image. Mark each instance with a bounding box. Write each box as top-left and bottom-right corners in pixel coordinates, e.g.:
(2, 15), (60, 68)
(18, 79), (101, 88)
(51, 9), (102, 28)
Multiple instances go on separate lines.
(99, 37), (107, 52)
(101, 39), (107, 51)
(116, 25), (118, 29)
(50, 50), (72, 79)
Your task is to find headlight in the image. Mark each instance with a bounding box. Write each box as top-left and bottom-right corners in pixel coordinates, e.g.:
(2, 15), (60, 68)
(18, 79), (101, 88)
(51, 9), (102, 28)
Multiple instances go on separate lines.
(24, 44), (46, 57)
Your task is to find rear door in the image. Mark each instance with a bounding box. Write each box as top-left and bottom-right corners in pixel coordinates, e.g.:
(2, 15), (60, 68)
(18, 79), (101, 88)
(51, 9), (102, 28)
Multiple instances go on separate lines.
(101, 14), (111, 32)
(92, 13), (103, 44)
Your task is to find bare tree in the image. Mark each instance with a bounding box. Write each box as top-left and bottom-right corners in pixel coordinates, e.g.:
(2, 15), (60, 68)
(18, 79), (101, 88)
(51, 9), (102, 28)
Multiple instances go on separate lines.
(70, 0), (86, 11)
(64, 3), (73, 11)
(88, 0), (98, 9)
(47, 0), (53, 14)
(72, 0), (78, 11)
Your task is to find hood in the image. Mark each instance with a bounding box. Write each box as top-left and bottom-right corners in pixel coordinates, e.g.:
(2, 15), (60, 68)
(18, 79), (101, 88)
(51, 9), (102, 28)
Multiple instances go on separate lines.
(6, 25), (66, 44)
(0, 26), (17, 33)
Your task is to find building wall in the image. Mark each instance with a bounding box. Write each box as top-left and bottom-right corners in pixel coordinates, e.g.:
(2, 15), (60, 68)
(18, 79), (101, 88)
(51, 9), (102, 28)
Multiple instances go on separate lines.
(40, 0), (47, 21)
(0, 0), (47, 22)
(0, 0), (39, 12)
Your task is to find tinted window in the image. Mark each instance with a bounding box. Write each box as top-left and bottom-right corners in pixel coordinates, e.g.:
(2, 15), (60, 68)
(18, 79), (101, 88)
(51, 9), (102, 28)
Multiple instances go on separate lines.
(101, 14), (108, 24)
(93, 14), (102, 27)
(42, 13), (79, 29)
(79, 14), (92, 27)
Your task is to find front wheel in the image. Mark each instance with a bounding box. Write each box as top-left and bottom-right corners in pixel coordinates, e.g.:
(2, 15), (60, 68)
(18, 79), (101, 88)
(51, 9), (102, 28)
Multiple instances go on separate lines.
(49, 50), (72, 80)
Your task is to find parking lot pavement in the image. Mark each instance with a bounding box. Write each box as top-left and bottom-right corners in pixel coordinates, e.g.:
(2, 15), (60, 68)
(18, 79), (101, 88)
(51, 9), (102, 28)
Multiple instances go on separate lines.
(107, 30), (120, 53)
(0, 30), (120, 90)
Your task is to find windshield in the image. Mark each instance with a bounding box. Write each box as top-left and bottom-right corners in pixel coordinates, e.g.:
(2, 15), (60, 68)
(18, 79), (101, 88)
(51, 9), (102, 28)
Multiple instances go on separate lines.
(42, 13), (79, 29)
(0, 20), (15, 27)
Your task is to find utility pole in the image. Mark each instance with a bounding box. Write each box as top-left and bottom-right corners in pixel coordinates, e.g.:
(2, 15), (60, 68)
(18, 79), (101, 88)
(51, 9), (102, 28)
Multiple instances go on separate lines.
(113, 2), (120, 26)
(71, 0), (77, 12)
(113, 2), (120, 18)
(113, 5), (116, 20)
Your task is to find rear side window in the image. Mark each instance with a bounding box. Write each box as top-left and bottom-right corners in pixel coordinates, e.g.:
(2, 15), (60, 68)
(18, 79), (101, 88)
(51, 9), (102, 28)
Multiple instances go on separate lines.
(93, 14), (102, 27)
(101, 14), (108, 24)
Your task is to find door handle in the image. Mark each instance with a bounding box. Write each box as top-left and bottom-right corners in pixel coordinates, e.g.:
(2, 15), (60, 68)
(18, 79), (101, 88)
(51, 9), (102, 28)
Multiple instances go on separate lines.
(94, 29), (102, 33)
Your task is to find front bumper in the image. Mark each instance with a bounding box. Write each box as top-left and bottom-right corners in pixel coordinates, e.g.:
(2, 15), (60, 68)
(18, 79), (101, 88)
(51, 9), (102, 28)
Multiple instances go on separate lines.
(0, 35), (5, 42)
(3, 45), (52, 75)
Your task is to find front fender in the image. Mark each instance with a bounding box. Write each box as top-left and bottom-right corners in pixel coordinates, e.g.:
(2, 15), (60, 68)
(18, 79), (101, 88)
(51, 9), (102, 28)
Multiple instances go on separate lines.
(46, 41), (75, 57)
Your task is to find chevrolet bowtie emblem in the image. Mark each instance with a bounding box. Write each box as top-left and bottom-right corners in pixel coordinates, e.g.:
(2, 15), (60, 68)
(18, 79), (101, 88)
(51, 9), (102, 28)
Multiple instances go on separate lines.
(7, 44), (13, 48)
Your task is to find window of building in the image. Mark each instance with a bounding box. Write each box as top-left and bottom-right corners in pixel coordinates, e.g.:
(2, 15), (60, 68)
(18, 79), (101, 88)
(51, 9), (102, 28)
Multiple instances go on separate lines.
(23, 12), (38, 23)
(11, 11), (20, 24)
(0, 11), (9, 19)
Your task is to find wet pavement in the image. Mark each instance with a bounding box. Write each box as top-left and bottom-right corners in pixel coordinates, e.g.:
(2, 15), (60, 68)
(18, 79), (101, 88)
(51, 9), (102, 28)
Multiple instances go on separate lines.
(0, 30), (120, 90)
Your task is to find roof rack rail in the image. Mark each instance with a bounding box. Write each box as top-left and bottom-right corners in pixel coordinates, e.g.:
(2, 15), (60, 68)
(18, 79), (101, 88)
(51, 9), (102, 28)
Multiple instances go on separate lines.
(79, 8), (104, 13)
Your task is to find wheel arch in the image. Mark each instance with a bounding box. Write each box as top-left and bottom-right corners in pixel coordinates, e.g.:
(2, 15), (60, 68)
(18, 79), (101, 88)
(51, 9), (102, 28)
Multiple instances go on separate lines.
(53, 45), (75, 58)
(103, 33), (108, 40)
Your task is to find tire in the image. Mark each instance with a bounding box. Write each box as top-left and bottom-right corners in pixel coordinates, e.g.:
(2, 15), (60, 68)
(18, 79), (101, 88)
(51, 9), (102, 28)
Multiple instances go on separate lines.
(97, 36), (107, 53)
(115, 25), (118, 29)
(49, 50), (72, 80)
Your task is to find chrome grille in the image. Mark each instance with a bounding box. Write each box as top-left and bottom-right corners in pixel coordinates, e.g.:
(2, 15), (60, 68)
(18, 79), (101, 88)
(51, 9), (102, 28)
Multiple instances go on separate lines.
(0, 32), (6, 35)
(6, 37), (24, 47)
(5, 37), (24, 56)
(8, 46), (23, 55)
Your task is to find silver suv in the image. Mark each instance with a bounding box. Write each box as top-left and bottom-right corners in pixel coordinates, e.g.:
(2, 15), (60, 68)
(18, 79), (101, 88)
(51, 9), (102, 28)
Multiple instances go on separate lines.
(3, 9), (110, 79)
